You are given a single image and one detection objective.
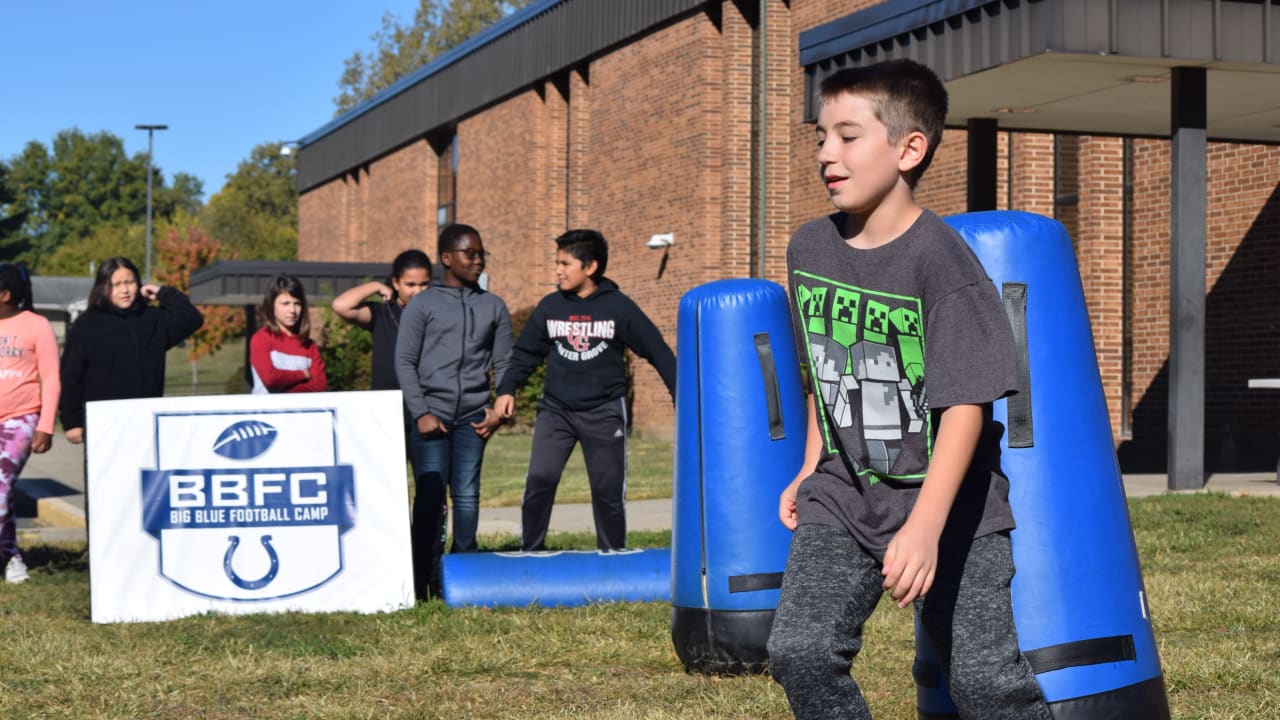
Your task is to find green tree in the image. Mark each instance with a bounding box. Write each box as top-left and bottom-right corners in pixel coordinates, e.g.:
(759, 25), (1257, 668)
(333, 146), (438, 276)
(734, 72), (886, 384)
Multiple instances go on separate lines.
(318, 307), (374, 391)
(0, 128), (190, 270)
(0, 161), (28, 260)
(39, 222), (145, 277)
(334, 0), (535, 114)
(157, 172), (205, 218)
(198, 142), (297, 261)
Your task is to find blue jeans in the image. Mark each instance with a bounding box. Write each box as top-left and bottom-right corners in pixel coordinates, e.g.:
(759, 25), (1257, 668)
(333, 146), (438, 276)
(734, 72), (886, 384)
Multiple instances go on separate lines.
(408, 410), (489, 556)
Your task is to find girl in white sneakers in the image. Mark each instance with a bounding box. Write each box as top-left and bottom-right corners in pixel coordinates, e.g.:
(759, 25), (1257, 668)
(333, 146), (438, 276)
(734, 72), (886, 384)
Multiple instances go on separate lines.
(0, 264), (61, 583)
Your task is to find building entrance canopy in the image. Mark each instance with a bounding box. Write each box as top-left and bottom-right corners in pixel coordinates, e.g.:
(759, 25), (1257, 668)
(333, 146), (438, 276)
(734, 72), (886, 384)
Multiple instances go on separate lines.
(800, 0), (1280, 142)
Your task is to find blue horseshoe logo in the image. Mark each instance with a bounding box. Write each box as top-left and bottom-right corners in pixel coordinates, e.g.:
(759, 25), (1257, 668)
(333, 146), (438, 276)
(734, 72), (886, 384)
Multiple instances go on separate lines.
(224, 535), (280, 590)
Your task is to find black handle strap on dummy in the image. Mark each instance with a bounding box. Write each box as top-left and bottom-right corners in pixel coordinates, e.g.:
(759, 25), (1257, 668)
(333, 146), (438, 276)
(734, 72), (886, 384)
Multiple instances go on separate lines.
(754, 332), (785, 440)
(1024, 634), (1137, 674)
(728, 572), (784, 593)
(1001, 283), (1033, 448)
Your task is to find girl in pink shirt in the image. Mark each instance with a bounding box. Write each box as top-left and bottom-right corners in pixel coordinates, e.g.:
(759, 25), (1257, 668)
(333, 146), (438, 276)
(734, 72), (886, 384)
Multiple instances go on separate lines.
(0, 264), (60, 584)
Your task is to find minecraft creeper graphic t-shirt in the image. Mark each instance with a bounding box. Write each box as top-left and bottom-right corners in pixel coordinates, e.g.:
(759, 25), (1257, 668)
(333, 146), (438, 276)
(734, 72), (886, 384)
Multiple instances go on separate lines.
(786, 210), (1020, 559)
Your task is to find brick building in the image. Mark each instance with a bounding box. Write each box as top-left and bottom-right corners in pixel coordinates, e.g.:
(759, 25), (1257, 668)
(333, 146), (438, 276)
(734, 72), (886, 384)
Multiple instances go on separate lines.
(296, 0), (1280, 475)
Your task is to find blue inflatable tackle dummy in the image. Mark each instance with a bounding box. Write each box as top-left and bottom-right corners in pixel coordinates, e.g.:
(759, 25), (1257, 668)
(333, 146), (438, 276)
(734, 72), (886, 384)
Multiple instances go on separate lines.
(440, 548), (670, 608)
(910, 211), (1170, 719)
(670, 279), (807, 674)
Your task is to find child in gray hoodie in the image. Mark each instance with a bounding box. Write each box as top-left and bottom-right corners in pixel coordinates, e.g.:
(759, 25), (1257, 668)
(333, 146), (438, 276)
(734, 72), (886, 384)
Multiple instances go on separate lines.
(395, 223), (512, 597)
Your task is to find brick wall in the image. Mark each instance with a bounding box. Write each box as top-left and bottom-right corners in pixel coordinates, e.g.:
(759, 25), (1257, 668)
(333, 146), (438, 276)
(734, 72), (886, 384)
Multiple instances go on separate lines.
(1124, 141), (1280, 469)
(298, 142), (438, 265)
(298, 178), (345, 260)
(456, 89), (553, 313)
(365, 141), (437, 263)
(570, 8), (746, 437)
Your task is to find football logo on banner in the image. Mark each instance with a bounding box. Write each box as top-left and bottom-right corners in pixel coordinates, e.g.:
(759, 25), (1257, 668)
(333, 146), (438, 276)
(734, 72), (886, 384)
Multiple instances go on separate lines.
(140, 409), (357, 601)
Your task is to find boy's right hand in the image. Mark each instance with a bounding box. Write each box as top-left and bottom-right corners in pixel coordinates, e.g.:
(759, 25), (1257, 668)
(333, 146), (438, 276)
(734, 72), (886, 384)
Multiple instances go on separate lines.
(416, 413), (446, 438)
(494, 394), (515, 419)
(778, 472), (807, 531)
(32, 431), (52, 454)
(66, 427), (84, 445)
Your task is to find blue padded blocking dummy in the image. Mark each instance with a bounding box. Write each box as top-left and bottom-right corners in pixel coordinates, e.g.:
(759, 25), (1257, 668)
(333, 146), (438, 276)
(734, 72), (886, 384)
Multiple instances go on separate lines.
(671, 279), (807, 674)
(439, 548), (670, 608)
(911, 211), (1169, 719)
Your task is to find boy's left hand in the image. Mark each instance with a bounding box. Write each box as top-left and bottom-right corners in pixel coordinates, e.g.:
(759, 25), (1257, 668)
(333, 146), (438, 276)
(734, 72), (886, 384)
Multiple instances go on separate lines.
(471, 407), (501, 438)
(881, 519), (940, 608)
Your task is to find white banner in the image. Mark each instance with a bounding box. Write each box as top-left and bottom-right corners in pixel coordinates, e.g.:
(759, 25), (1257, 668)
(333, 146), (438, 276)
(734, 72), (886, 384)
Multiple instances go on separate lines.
(87, 390), (414, 623)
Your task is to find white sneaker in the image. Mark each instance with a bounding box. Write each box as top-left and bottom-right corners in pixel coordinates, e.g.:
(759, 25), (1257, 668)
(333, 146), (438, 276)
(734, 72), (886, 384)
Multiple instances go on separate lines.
(5, 556), (28, 584)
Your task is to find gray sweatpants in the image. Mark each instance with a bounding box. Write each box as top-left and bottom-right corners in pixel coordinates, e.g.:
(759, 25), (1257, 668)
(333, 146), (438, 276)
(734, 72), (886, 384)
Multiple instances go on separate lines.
(767, 524), (1051, 720)
(521, 397), (628, 551)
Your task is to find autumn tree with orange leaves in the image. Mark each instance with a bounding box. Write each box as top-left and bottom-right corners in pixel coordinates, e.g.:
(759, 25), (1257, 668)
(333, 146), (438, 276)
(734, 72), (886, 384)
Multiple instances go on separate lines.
(155, 223), (245, 361)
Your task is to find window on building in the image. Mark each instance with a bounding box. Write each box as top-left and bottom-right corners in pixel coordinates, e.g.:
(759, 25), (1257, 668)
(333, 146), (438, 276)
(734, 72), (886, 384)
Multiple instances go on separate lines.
(1053, 135), (1080, 250)
(437, 133), (458, 227)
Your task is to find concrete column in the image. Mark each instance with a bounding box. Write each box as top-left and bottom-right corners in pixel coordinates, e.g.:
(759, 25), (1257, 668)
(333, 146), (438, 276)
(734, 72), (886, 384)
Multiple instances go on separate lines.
(1168, 66), (1206, 490)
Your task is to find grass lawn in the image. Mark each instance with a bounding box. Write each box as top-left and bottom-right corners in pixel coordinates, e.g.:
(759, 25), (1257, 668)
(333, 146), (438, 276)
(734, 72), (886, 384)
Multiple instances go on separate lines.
(2, 494), (1278, 718)
(164, 338), (246, 396)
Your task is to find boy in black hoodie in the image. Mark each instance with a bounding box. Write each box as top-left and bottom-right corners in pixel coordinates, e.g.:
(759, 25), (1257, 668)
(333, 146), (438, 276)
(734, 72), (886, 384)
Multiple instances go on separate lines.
(495, 229), (675, 551)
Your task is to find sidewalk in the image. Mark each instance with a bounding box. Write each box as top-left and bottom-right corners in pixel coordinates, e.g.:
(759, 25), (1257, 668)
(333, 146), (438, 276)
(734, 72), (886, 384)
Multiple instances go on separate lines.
(13, 437), (1280, 546)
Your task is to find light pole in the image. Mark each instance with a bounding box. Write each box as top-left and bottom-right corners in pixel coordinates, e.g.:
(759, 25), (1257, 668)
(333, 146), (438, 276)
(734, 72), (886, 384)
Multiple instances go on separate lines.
(135, 124), (168, 281)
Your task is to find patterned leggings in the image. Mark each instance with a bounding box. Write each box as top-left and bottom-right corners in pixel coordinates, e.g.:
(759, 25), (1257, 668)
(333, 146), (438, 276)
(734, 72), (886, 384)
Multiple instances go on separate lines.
(0, 413), (38, 563)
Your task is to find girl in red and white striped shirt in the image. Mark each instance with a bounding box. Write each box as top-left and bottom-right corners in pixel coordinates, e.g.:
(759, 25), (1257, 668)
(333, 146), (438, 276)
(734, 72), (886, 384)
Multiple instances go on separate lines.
(249, 274), (327, 394)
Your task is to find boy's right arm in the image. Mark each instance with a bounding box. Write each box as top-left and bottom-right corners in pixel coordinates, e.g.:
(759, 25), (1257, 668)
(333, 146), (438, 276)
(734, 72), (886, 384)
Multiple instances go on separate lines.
(331, 281), (391, 328)
(779, 392), (822, 530)
(394, 301), (433, 423)
(494, 304), (551, 418)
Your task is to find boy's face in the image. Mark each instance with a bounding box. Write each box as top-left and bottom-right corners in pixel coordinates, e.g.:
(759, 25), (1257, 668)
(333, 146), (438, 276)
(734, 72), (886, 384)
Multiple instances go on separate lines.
(441, 233), (487, 286)
(816, 92), (910, 214)
(555, 250), (597, 297)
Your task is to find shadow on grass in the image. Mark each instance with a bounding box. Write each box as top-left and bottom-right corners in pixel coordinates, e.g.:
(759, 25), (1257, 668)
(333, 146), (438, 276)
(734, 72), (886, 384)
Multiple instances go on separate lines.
(22, 543), (88, 574)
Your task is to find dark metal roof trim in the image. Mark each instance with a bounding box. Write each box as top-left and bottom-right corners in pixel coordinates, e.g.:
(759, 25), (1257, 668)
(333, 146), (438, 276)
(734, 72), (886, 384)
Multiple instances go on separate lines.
(297, 0), (706, 193)
(802, 0), (1280, 74)
(189, 260), (388, 306)
(799, 0), (994, 67)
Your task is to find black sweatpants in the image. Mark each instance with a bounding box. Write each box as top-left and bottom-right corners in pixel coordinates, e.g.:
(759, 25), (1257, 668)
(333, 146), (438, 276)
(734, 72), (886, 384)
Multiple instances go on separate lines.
(522, 397), (628, 551)
(767, 524), (1050, 720)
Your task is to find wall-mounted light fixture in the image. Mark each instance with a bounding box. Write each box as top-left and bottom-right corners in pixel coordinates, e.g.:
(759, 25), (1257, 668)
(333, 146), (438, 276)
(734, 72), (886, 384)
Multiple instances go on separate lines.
(647, 232), (675, 249)
(648, 233), (674, 280)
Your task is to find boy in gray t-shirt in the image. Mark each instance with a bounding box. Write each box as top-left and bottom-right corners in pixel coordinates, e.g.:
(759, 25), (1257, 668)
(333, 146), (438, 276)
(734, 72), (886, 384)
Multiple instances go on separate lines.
(765, 60), (1051, 720)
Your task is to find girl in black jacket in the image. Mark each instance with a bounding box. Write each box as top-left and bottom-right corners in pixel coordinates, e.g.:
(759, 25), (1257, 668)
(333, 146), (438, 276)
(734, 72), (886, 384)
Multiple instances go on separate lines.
(59, 257), (204, 444)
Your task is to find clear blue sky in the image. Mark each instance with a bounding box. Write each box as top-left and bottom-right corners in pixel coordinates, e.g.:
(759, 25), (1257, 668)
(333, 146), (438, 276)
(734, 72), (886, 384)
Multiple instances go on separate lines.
(0, 0), (419, 199)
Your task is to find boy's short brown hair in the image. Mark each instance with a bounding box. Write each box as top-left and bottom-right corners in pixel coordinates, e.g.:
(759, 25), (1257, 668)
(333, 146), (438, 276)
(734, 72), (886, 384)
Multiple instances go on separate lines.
(819, 59), (948, 187)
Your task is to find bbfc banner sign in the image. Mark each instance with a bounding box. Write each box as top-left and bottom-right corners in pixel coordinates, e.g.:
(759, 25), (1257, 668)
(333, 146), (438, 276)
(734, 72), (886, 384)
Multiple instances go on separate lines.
(87, 391), (414, 623)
